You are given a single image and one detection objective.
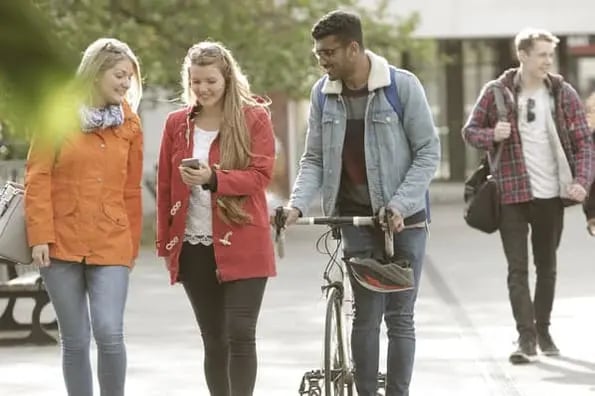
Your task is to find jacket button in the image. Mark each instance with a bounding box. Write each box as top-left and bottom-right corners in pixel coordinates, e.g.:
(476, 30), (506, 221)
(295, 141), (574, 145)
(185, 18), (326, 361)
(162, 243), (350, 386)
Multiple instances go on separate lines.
(165, 236), (179, 251)
(100, 143), (106, 149)
(170, 201), (182, 216)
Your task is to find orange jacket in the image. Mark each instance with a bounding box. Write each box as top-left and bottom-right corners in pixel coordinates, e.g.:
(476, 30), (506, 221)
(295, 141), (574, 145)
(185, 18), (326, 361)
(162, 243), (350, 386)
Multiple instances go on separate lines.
(25, 102), (143, 267)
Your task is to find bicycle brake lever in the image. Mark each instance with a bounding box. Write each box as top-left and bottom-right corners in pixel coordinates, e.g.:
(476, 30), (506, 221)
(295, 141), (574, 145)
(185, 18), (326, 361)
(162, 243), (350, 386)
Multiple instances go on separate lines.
(381, 207), (395, 258)
(384, 228), (394, 258)
(273, 207), (286, 258)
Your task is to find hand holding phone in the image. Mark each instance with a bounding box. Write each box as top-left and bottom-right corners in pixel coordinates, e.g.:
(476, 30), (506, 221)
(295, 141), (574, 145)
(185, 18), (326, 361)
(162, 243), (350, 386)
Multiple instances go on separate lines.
(180, 158), (206, 170)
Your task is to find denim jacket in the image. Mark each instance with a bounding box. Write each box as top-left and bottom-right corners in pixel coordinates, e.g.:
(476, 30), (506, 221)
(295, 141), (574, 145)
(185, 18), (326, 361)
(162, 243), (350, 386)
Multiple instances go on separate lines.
(289, 50), (440, 219)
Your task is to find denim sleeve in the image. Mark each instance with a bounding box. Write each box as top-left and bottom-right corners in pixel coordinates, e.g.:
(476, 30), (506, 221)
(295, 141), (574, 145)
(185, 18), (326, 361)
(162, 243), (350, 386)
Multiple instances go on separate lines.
(288, 82), (324, 215)
(389, 72), (441, 218)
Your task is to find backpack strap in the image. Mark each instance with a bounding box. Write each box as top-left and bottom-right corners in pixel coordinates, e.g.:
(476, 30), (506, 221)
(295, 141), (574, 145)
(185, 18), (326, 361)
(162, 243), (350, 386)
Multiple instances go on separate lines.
(488, 84), (507, 171)
(385, 66), (404, 125)
(492, 84), (508, 122)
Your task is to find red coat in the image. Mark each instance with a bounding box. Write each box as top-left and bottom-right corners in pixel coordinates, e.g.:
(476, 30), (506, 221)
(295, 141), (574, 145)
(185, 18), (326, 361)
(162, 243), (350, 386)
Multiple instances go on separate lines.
(156, 105), (276, 284)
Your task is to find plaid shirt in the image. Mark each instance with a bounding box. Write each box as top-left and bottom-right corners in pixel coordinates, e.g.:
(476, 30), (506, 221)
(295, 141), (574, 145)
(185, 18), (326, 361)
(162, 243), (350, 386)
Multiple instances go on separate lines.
(462, 69), (594, 204)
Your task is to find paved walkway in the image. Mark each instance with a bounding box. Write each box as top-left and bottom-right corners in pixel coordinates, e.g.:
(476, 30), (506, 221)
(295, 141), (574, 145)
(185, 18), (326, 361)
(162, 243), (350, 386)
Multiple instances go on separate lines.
(1, 203), (595, 395)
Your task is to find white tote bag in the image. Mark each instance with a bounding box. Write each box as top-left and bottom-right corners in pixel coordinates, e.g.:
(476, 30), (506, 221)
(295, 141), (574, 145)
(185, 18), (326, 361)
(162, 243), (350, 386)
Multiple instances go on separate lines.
(0, 181), (33, 264)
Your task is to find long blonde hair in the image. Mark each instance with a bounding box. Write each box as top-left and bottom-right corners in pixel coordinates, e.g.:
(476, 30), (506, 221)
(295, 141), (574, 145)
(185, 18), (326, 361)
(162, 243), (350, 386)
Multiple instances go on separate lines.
(77, 38), (143, 111)
(181, 41), (269, 225)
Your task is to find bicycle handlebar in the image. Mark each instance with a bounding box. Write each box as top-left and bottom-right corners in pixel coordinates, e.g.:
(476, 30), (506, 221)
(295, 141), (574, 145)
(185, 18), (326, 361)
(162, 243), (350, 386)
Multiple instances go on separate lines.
(273, 207), (393, 259)
(294, 216), (376, 227)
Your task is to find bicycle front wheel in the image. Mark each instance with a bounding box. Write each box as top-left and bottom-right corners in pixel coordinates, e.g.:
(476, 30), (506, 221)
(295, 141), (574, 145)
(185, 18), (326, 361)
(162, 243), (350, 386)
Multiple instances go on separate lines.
(324, 286), (353, 396)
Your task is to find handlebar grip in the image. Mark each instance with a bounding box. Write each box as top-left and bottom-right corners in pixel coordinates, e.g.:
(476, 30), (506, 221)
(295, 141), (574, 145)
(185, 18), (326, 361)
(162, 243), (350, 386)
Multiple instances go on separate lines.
(275, 231), (285, 259)
(273, 206), (287, 258)
(384, 229), (394, 257)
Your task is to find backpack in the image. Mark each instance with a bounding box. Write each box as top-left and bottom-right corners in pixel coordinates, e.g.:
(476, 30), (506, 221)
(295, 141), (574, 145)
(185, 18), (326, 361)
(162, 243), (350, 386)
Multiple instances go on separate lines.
(315, 65), (432, 223)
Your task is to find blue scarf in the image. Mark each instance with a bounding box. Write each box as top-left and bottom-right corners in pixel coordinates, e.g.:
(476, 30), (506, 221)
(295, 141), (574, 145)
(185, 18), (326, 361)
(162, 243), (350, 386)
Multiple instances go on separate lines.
(79, 104), (124, 133)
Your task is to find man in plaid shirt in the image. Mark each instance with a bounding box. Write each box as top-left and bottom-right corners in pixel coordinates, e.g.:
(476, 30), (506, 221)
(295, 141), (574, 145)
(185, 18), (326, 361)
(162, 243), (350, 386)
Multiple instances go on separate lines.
(462, 28), (594, 365)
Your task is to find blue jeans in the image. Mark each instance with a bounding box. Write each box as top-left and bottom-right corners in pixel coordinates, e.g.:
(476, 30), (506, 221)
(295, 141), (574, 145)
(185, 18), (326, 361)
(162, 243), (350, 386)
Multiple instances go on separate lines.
(41, 260), (130, 396)
(342, 225), (427, 396)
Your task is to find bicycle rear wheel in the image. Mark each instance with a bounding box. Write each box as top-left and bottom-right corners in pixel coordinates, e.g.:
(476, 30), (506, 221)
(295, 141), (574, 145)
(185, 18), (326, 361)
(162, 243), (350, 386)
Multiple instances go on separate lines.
(324, 286), (353, 396)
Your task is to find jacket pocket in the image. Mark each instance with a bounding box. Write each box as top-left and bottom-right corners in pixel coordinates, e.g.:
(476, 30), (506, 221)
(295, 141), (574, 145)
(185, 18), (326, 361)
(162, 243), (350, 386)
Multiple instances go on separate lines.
(371, 110), (399, 130)
(321, 113), (342, 150)
(102, 203), (129, 228)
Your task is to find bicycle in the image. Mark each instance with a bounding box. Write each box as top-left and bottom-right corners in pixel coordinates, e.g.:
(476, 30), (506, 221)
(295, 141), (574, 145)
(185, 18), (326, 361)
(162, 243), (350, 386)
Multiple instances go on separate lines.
(273, 208), (414, 396)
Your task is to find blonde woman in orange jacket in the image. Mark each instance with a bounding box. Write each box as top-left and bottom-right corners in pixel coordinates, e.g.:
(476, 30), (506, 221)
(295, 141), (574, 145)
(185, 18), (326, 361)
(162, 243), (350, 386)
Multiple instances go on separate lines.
(24, 38), (143, 396)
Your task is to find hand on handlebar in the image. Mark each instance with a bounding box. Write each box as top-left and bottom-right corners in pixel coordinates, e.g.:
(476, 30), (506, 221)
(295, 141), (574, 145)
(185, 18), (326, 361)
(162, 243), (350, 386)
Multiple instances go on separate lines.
(272, 206), (300, 259)
(272, 206), (300, 230)
(379, 206), (405, 233)
(284, 207), (300, 227)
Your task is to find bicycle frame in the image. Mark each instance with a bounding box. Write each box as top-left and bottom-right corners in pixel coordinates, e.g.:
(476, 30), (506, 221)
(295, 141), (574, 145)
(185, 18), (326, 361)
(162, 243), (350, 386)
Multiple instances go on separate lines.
(297, 230), (354, 396)
(324, 261), (354, 396)
(273, 209), (392, 396)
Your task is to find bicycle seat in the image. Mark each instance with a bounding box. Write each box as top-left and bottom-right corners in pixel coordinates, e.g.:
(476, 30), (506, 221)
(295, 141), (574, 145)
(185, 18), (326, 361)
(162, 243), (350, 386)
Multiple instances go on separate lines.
(345, 257), (414, 293)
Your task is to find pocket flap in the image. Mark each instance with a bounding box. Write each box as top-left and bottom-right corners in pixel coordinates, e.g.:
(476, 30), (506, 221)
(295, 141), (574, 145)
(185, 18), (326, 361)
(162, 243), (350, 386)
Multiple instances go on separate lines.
(103, 203), (129, 227)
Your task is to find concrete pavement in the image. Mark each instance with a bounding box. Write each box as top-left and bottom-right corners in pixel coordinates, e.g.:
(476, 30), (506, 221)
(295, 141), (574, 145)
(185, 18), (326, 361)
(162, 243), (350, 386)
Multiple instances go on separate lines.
(1, 202), (595, 395)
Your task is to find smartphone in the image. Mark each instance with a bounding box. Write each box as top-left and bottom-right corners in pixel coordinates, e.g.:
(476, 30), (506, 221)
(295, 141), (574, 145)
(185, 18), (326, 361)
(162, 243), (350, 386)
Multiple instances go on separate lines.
(180, 158), (205, 170)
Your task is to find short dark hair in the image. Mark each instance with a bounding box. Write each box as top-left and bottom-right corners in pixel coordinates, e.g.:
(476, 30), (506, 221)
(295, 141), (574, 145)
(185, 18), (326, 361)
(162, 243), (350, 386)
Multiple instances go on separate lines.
(311, 10), (364, 49)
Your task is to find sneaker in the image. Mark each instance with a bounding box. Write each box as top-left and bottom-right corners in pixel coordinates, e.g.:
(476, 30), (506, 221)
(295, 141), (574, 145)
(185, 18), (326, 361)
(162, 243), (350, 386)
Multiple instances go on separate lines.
(537, 330), (560, 356)
(509, 337), (538, 364)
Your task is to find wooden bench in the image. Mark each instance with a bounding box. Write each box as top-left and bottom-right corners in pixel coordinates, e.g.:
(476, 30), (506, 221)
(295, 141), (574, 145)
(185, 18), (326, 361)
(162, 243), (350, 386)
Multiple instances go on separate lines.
(0, 262), (57, 346)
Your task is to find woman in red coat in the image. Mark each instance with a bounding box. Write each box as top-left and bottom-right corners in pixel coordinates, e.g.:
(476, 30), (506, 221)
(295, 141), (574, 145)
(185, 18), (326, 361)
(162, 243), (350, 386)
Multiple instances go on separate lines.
(156, 41), (276, 395)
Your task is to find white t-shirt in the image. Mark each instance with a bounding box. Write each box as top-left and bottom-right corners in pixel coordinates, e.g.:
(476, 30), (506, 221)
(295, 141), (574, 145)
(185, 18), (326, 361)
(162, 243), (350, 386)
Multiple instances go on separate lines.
(184, 127), (219, 245)
(517, 87), (559, 199)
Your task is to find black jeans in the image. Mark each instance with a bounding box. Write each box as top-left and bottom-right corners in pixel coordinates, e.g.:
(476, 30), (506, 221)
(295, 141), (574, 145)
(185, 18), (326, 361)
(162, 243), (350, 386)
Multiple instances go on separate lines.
(499, 198), (563, 340)
(179, 242), (267, 396)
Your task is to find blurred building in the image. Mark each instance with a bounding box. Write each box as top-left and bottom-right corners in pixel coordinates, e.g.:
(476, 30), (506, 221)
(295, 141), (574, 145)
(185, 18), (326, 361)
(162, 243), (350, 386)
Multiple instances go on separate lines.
(361, 0), (595, 181)
(138, 1), (595, 210)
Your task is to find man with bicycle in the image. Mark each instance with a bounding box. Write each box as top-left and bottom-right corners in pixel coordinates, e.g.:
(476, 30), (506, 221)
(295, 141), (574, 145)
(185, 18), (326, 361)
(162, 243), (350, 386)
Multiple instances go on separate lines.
(284, 10), (440, 396)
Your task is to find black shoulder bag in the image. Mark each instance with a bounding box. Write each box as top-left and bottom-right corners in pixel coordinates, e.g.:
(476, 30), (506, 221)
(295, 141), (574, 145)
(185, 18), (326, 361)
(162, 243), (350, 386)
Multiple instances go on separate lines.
(463, 85), (507, 233)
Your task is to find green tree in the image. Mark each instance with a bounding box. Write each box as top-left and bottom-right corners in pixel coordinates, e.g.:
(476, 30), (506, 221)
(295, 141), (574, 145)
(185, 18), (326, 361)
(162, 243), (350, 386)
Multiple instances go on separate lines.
(33, 0), (425, 97)
(0, 1), (82, 146)
(0, 0), (428, 158)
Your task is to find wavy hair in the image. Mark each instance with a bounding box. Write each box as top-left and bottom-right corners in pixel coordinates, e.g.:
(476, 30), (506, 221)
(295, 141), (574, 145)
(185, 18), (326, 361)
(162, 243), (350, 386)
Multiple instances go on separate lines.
(77, 38), (143, 111)
(181, 41), (270, 225)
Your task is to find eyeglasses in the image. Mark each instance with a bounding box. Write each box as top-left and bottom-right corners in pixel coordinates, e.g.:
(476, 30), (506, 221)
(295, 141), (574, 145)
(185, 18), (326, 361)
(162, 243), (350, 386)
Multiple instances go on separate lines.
(312, 46), (343, 60)
(527, 98), (535, 123)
